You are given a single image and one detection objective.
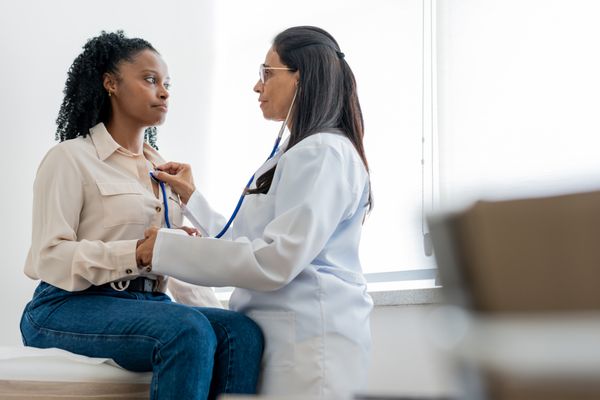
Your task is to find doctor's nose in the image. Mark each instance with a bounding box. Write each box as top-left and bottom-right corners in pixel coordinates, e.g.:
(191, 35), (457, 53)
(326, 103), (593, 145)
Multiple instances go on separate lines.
(253, 80), (263, 93)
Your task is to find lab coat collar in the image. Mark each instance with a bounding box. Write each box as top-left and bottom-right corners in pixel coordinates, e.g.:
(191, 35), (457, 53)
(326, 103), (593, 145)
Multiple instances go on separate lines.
(251, 137), (289, 188)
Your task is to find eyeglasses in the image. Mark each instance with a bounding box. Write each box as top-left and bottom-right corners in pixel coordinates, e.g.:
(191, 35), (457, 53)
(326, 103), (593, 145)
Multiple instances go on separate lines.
(259, 64), (293, 84)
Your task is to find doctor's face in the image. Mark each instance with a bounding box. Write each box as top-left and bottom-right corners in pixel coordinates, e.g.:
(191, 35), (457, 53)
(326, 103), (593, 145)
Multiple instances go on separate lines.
(253, 47), (299, 121)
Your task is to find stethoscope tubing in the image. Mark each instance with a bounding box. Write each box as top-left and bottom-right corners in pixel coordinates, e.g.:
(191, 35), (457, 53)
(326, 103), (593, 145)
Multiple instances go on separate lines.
(149, 134), (281, 238)
(149, 174), (172, 229)
(214, 135), (281, 238)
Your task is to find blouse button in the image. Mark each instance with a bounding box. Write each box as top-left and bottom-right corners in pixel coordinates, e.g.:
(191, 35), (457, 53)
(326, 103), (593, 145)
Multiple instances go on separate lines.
(155, 206), (162, 213)
(126, 268), (133, 274)
(145, 267), (152, 273)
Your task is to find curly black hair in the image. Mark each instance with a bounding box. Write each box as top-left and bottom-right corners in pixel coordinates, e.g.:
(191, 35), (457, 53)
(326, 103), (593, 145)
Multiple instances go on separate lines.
(55, 30), (159, 149)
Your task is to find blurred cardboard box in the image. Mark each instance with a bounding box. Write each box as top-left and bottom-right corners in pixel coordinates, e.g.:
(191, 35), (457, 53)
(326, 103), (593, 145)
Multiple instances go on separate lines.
(432, 190), (600, 312)
(428, 190), (600, 400)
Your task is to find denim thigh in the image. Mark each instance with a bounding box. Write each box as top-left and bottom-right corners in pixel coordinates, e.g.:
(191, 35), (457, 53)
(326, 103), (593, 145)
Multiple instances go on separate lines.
(20, 282), (217, 372)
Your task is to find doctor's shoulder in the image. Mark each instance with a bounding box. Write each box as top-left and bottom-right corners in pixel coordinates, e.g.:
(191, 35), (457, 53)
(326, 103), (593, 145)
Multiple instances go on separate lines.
(283, 132), (348, 160)
(281, 133), (368, 187)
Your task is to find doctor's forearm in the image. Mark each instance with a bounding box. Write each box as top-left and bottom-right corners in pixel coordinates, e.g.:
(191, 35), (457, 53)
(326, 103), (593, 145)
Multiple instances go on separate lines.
(152, 229), (296, 291)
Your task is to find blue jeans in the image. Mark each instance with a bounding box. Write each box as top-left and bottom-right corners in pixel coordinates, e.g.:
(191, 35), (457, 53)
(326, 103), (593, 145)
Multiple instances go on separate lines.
(20, 282), (263, 400)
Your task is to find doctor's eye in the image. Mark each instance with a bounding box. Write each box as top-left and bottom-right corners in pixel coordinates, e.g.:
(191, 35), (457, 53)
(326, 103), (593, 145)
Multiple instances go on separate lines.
(164, 82), (171, 90)
(145, 76), (157, 84)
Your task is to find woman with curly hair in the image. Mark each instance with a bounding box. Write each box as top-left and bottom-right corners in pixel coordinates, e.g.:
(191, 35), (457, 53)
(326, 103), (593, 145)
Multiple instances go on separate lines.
(20, 31), (263, 400)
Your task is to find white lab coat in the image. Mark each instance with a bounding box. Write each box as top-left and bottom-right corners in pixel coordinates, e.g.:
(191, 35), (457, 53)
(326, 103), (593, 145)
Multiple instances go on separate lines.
(152, 132), (373, 397)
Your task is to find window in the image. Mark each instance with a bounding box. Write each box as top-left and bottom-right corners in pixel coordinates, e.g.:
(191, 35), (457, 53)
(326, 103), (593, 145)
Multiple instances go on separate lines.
(437, 0), (600, 207)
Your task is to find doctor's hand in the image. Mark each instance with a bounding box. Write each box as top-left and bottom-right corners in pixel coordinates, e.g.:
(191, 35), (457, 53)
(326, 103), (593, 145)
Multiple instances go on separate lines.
(179, 226), (201, 237)
(154, 162), (196, 204)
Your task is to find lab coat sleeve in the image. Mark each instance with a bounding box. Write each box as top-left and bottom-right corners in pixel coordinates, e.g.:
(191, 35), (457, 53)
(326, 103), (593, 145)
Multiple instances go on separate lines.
(182, 190), (230, 238)
(25, 145), (140, 292)
(152, 143), (356, 291)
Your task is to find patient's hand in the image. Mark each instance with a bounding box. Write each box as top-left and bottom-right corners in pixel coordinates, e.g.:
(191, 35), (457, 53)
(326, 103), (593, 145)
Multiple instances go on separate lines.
(136, 226), (199, 267)
(154, 162), (196, 204)
(137, 226), (159, 267)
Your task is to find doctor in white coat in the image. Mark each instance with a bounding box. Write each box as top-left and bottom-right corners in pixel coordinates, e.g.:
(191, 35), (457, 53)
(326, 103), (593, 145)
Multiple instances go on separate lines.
(138, 26), (373, 398)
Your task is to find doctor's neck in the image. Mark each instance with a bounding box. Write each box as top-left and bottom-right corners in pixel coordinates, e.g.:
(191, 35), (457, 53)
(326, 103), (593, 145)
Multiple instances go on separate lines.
(105, 119), (146, 154)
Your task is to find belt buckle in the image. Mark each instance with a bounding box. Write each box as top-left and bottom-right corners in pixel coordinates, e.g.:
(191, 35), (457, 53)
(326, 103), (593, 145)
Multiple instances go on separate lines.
(143, 279), (155, 292)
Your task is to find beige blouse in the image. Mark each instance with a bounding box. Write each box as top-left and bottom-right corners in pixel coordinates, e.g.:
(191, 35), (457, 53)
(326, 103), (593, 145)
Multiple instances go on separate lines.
(24, 123), (183, 292)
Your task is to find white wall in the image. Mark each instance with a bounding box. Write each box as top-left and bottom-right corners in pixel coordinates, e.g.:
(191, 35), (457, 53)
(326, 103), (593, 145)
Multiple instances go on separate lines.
(368, 305), (458, 396)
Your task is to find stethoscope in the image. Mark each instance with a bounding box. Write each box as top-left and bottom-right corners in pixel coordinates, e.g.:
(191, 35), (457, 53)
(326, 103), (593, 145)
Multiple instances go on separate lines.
(150, 89), (297, 238)
(149, 173), (173, 228)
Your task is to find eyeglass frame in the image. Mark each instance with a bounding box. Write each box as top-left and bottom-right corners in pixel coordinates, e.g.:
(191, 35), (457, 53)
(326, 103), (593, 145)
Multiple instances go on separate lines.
(259, 64), (294, 84)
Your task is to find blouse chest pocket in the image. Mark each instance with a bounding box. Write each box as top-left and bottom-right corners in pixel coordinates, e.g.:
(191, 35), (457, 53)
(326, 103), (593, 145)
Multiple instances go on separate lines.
(96, 182), (145, 228)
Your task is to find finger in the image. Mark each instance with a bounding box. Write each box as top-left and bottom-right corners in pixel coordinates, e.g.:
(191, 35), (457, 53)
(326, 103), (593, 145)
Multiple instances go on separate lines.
(156, 161), (178, 171)
(152, 170), (178, 185)
(156, 162), (183, 174)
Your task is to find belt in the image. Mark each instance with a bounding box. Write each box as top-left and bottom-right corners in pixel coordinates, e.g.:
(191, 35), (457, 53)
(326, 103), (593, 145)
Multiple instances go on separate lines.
(99, 277), (159, 293)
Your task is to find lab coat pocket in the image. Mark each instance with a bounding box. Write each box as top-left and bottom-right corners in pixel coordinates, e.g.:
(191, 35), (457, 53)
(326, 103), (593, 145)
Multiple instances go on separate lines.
(96, 181), (145, 227)
(247, 310), (295, 370)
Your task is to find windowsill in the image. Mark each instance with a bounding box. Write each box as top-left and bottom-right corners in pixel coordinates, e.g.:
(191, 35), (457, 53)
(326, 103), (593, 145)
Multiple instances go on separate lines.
(216, 280), (444, 308)
(368, 280), (444, 307)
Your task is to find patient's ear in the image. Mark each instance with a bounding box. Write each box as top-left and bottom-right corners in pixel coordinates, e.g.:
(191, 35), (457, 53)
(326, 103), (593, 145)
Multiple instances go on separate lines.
(103, 73), (117, 96)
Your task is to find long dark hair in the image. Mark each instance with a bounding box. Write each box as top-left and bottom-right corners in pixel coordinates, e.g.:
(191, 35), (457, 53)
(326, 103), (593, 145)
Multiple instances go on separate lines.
(247, 26), (372, 210)
(55, 30), (159, 148)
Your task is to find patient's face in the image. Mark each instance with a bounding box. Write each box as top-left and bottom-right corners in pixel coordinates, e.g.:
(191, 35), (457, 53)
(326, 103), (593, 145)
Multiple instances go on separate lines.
(108, 49), (171, 127)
